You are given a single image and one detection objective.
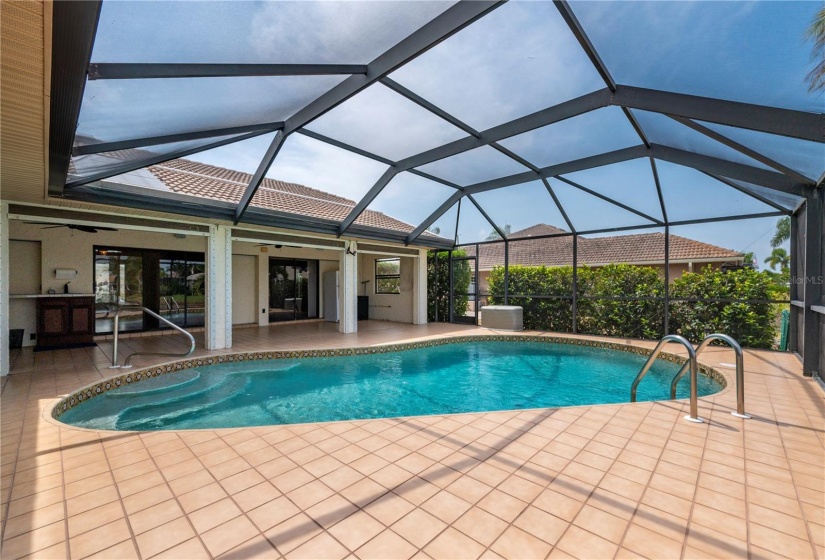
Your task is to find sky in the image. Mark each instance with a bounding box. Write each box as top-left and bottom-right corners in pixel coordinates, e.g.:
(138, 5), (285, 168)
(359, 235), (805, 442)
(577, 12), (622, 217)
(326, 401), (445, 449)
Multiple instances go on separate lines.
(79, 0), (821, 266)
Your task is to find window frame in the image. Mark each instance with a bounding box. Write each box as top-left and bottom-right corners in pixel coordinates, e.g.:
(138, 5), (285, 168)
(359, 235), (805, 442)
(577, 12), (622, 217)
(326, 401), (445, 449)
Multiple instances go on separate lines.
(375, 257), (401, 294)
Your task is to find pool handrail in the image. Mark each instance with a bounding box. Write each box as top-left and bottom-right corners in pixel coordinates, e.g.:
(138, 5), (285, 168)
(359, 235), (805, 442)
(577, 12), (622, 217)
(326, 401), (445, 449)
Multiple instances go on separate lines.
(669, 333), (749, 419)
(630, 334), (702, 423)
(109, 306), (196, 369)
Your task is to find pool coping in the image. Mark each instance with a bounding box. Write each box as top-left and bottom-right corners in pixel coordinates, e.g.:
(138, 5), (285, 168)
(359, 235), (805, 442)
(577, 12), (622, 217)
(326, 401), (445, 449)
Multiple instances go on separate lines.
(48, 334), (730, 431)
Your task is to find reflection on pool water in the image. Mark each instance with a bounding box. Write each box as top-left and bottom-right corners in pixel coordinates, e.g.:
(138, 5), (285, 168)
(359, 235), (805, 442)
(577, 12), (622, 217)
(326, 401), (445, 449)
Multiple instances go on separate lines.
(58, 341), (723, 431)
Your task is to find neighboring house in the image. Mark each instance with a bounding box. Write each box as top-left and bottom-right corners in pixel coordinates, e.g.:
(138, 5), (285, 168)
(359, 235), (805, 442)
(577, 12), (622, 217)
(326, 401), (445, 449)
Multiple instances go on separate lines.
(465, 224), (744, 293)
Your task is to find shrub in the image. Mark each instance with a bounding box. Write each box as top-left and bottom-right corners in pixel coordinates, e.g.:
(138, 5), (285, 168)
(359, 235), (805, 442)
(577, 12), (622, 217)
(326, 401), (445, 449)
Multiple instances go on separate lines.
(427, 251), (471, 322)
(479, 262), (778, 348)
(488, 265), (574, 331)
(670, 266), (777, 348)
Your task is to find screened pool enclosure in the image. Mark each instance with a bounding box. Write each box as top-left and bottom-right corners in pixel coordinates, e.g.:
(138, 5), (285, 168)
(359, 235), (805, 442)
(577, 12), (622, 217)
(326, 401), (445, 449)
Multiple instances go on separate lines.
(50, 1), (823, 374)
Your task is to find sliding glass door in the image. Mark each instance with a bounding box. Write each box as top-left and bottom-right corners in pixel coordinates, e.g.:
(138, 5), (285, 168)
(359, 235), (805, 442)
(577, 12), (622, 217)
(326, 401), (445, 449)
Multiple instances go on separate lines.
(94, 247), (204, 334)
(94, 249), (144, 332)
(268, 258), (319, 322)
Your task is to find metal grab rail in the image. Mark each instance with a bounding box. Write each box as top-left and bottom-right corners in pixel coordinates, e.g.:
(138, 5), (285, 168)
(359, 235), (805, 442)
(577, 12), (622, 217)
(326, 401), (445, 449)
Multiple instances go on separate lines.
(670, 333), (749, 419)
(630, 334), (703, 423)
(109, 306), (196, 369)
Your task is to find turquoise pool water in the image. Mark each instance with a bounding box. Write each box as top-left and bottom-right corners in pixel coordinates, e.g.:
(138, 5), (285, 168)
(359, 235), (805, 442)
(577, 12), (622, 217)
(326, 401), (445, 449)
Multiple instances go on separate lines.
(58, 341), (722, 431)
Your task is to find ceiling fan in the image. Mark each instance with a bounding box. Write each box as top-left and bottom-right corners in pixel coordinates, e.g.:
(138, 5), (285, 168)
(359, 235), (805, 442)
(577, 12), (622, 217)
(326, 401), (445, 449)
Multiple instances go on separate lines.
(24, 222), (119, 234)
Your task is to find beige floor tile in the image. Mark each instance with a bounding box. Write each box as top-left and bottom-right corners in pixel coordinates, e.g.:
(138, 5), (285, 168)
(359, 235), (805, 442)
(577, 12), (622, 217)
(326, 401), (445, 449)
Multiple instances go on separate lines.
(69, 518), (132, 559)
(200, 514), (260, 557)
(287, 479), (335, 510)
(476, 489), (527, 523)
(356, 529), (418, 560)
(391, 508), (448, 549)
(452, 507), (509, 548)
(490, 525), (553, 560)
(83, 538), (139, 559)
(233, 481), (282, 512)
(1, 520), (66, 559)
(621, 522), (684, 559)
(513, 505), (571, 546)
(363, 491), (414, 526)
(264, 512), (322, 554)
(187, 497), (243, 533)
(248, 495), (301, 532)
(327, 509), (384, 551)
(572, 504), (629, 545)
(423, 527), (486, 560)
(305, 494), (358, 529)
(135, 517), (197, 558)
(67, 500), (125, 538)
(339, 477), (386, 508)
(176, 482), (227, 514)
(285, 532), (349, 560)
(3, 502), (65, 539)
(150, 537), (211, 560)
(127, 499), (185, 536)
(320, 466), (364, 493)
(217, 534), (281, 559)
(557, 524), (618, 559)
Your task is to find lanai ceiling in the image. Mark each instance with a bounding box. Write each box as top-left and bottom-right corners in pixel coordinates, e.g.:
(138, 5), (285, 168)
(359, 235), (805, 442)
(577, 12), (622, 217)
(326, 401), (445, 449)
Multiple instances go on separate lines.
(49, 1), (824, 248)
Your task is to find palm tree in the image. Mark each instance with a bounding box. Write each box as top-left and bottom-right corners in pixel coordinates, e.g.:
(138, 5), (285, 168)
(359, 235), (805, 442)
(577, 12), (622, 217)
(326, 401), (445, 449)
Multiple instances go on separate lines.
(770, 216), (790, 248)
(485, 224), (511, 241)
(765, 247), (790, 274)
(806, 6), (825, 93)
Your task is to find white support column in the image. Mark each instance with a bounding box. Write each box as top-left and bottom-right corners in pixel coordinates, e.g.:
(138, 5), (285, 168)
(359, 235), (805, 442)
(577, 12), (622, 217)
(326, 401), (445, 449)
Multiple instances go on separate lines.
(257, 252), (269, 327)
(1, 202), (10, 376)
(206, 225), (233, 350)
(413, 248), (428, 325)
(339, 240), (358, 334)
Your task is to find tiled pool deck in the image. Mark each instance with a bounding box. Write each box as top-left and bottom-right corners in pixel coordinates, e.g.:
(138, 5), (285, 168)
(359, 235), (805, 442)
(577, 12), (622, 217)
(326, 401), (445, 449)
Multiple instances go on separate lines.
(2, 322), (823, 559)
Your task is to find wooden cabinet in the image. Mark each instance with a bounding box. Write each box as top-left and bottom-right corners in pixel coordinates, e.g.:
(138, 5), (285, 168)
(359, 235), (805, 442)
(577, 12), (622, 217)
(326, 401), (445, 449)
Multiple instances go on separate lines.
(36, 297), (95, 348)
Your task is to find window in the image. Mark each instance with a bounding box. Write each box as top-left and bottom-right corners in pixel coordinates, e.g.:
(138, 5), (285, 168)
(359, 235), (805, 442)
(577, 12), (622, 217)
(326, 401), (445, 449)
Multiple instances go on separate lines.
(375, 258), (401, 294)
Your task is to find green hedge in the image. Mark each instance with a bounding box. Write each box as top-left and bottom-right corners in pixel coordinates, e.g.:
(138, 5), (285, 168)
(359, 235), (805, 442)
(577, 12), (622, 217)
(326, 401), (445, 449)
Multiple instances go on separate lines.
(427, 251), (471, 322)
(670, 266), (778, 348)
(484, 264), (778, 348)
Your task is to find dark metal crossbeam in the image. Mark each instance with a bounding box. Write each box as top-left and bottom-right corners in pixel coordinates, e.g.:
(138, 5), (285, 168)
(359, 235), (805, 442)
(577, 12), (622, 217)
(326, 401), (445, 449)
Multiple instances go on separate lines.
(649, 144), (814, 198)
(703, 172), (792, 214)
(338, 167), (398, 236)
(541, 178), (576, 233)
(464, 145), (650, 195)
(407, 191), (463, 245)
(234, 131), (286, 223)
(467, 194), (505, 239)
(554, 175), (664, 225)
(396, 88), (613, 171)
(65, 129), (273, 189)
(613, 86), (824, 143)
(296, 129), (395, 166)
(235, 0), (506, 224)
(553, 1), (616, 92)
(88, 63), (368, 80)
(406, 146), (647, 244)
(73, 122), (285, 156)
(667, 115), (813, 185)
(554, 1), (651, 149)
(49, 0), (102, 195)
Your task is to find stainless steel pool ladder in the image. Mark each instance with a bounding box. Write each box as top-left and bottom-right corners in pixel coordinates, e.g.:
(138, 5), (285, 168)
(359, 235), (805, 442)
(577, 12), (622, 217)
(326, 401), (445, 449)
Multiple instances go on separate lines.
(669, 333), (749, 419)
(109, 306), (196, 369)
(630, 335), (703, 423)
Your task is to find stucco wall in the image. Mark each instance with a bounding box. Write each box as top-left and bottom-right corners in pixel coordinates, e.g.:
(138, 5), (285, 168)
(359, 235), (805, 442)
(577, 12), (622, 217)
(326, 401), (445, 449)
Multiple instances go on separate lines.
(358, 254), (415, 323)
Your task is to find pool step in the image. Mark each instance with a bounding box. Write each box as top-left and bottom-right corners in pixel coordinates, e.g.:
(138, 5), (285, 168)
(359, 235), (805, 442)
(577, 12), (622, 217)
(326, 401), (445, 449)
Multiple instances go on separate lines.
(108, 370), (201, 397)
(115, 374), (250, 430)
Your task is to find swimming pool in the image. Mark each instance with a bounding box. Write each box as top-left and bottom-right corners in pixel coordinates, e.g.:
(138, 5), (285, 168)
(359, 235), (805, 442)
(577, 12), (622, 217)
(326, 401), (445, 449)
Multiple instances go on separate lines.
(56, 338), (724, 431)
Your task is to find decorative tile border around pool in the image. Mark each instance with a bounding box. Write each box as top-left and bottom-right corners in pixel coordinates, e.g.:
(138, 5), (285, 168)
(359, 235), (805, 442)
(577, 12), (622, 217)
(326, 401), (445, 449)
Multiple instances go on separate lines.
(52, 335), (727, 420)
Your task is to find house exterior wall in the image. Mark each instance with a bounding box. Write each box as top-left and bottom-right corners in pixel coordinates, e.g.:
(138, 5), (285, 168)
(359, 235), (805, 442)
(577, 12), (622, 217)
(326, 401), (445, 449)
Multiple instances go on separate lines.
(358, 253), (416, 323)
